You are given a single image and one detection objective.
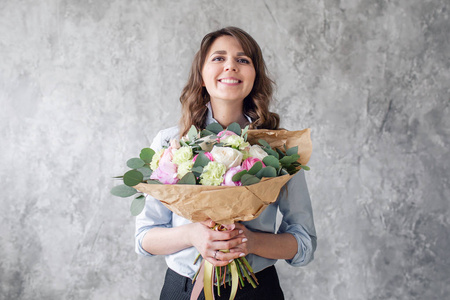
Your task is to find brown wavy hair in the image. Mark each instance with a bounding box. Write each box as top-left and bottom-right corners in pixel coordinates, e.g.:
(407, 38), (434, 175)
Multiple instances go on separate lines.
(179, 26), (280, 137)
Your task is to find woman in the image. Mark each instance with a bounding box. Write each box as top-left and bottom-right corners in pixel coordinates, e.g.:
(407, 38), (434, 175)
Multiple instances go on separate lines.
(135, 27), (317, 300)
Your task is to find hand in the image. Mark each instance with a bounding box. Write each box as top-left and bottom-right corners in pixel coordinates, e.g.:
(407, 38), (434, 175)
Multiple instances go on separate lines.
(188, 219), (247, 267)
(228, 223), (255, 258)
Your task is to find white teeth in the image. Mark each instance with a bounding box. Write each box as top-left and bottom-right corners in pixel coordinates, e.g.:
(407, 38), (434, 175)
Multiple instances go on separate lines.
(220, 79), (239, 84)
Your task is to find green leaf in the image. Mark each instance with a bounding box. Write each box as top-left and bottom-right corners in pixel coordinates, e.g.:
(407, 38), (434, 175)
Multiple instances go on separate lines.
(276, 148), (286, 158)
(263, 156), (280, 170)
(255, 166), (277, 179)
(258, 139), (271, 149)
(241, 174), (261, 186)
(137, 166), (152, 178)
(241, 125), (249, 138)
(188, 125), (198, 141)
(248, 161), (262, 175)
(301, 165), (310, 171)
(193, 152), (211, 168)
(127, 157), (145, 169)
(178, 172), (197, 185)
(180, 140), (189, 147)
(123, 170), (144, 186)
(205, 123), (223, 134)
(146, 179), (162, 184)
(227, 122), (241, 135)
(130, 195), (146, 216)
(286, 146), (298, 156)
(140, 148), (155, 163)
(232, 170), (248, 182)
(191, 166), (203, 177)
(280, 154), (300, 166)
(110, 184), (137, 197)
(264, 148), (279, 159)
(200, 129), (215, 137)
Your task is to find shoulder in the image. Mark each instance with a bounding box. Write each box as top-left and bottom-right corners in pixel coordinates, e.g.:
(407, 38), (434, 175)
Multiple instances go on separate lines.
(150, 126), (180, 150)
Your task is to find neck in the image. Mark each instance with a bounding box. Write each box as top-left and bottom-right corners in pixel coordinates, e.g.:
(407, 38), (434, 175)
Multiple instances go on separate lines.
(210, 100), (248, 128)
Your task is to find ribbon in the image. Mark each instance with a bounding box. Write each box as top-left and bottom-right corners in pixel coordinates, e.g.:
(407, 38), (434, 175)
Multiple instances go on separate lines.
(190, 259), (240, 300)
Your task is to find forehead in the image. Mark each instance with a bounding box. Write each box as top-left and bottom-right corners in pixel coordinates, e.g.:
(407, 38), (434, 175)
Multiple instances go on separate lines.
(206, 35), (247, 56)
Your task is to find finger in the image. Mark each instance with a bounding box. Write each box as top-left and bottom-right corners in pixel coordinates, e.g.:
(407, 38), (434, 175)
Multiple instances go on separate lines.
(200, 219), (216, 228)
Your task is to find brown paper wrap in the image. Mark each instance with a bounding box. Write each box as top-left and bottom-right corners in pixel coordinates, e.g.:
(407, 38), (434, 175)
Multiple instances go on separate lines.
(134, 128), (312, 224)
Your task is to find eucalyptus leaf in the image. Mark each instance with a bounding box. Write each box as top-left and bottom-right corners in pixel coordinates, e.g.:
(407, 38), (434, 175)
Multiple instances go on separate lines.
(130, 195), (146, 216)
(180, 140), (189, 147)
(137, 166), (152, 178)
(264, 148), (279, 159)
(248, 161), (262, 175)
(286, 146), (298, 156)
(276, 148), (286, 158)
(123, 170), (144, 186)
(178, 172), (197, 185)
(258, 139), (271, 149)
(139, 148), (154, 163)
(255, 166), (277, 179)
(263, 156), (280, 170)
(241, 174), (261, 186)
(301, 165), (310, 171)
(232, 170), (248, 182)
(205, 123), (223, 134)
(193, 152), (211, 168)
(127, 158), (145, 169)
(110, 184), (137, 197)
(241, 125), (249, 138)
(200, 129), (215, 137)
(226, 122), (241, 135)
(191, 166), (203, 177)
(146, 179), (162, 184)
(188, 125), (198, 141)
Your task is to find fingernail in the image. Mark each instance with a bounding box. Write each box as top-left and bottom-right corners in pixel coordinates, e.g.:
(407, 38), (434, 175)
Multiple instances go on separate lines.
(242, 238), (248, 242)
(239, 230), (243, 234)
(239, 253), (245, 257)
(229, 259), (234, 263)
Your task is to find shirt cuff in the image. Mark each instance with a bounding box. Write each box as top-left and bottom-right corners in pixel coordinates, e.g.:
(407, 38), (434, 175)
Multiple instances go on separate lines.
(278, 223), (316, 267)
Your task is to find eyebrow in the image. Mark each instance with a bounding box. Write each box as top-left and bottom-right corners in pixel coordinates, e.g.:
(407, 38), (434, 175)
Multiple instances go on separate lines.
(209, 50), (248, 57)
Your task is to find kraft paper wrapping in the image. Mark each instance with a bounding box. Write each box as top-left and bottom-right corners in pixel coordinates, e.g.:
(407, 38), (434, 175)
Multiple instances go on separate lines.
(134, 128), (312, 224)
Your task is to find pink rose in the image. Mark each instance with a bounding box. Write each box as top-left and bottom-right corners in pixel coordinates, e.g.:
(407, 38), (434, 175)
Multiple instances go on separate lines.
(222, 166), (243, 186)
(241, 157), (265, 171)
(193, 152), (214, 162)
(150, 160), (179, 184)
(217, 130), (237, 143)
(150, 147), (179, 184)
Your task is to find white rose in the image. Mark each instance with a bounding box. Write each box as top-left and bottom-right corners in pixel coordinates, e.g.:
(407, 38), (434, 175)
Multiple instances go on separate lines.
(210, 146), (243, 170)
(248, 145), (268, 161)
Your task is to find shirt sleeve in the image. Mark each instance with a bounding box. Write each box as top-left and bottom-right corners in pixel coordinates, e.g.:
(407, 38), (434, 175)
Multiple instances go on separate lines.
(135, 129), (174, 256)
(277, 170), (317, 267)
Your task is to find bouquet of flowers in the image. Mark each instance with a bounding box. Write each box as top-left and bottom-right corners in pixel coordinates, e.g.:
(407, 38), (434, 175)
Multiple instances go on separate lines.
(111, 122), (312, 300)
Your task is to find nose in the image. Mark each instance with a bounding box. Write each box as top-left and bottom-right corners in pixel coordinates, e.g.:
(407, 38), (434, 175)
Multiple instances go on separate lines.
(224, 60), (238, 72)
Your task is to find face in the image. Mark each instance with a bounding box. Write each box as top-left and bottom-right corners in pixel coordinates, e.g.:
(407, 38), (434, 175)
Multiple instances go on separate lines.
(202, 35), (256, 105)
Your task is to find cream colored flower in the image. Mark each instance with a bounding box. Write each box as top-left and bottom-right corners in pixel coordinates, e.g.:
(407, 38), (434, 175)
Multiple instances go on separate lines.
(200, 161), (227, 186)
(150, 149), (165, 170)
(172, 146), (193, 165)
(248, 144), (268, 161)
(222, 135), (249, 150)
(210, 146), (243, 170)
(177, 160), (194, 179)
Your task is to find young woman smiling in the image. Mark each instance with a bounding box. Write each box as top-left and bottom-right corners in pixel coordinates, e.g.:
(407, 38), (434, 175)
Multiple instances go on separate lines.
(135, 27), (317, 300)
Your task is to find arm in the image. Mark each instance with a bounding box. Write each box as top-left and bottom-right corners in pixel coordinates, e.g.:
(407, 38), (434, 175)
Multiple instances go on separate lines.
(141, 221), (246, 267)
(227, 170), (317, 265)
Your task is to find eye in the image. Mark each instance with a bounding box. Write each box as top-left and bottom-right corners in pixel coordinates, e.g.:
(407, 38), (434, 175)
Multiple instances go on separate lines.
(212, 56), (225, 62)
(237, 57), (251, 64)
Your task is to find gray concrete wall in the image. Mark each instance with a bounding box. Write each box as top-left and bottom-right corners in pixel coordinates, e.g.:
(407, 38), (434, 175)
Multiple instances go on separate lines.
(1, 0), (449, 299)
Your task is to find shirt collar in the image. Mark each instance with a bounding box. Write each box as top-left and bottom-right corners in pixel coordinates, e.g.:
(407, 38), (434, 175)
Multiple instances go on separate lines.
(205, 102), (252, 126)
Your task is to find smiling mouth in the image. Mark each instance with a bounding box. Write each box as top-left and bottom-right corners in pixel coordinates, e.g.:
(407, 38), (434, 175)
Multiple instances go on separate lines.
(219, 78), (241, 84)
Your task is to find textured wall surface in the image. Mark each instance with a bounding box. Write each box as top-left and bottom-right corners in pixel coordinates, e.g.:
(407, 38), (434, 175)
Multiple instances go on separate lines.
(1, 0), (449, 299)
